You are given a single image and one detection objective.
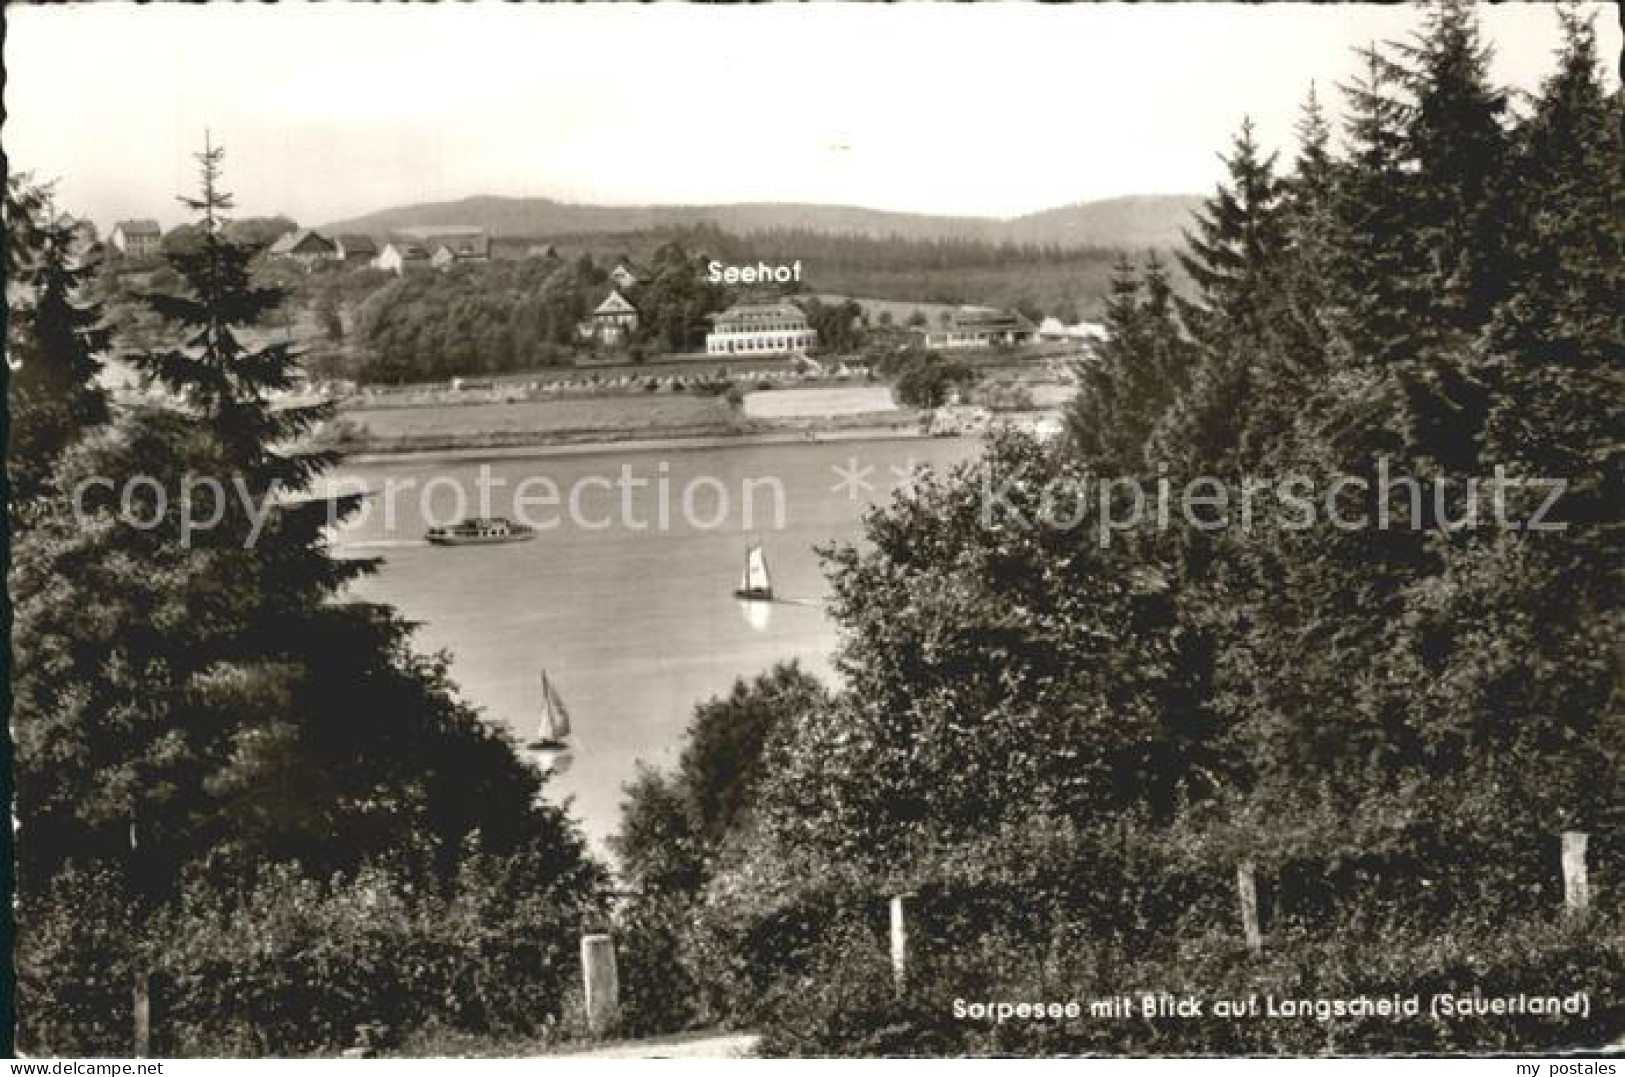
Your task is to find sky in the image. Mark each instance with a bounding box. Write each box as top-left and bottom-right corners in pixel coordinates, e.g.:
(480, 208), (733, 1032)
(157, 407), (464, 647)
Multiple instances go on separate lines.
(7, 2), (1620, 231)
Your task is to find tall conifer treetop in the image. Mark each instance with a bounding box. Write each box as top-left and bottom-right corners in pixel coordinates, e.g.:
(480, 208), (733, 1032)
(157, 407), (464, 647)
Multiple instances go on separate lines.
(131, 137), (337, 495)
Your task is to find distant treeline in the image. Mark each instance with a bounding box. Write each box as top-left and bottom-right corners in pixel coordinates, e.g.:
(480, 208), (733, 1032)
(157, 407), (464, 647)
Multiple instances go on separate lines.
(349, 243), (742, 383)
(509, 223), (1178, 320)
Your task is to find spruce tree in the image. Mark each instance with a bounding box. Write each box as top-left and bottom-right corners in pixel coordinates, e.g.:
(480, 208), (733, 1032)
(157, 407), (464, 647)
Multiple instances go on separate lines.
(1420, 2), (1625, 845)
(1066, 253), (1192, 473)
(130, 136), (367, 605)
(1278, 85), (1339, 364)
(1483, 2), (1624, 492)
(15, 140), (589, 898)
(1174, 117), (1288, 353)
(6, 177), (110, 501)
(1156, 118), (1290, 475)
(1387, 0), (1512, 337)
(1327, 45), (1428, 371)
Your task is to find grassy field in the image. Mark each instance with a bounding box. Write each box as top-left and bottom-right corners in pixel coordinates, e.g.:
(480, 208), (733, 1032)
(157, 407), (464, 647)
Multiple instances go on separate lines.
(800, 293), (969, 328)
(499, 354), (802, 382)
(323, 384), (937, 455)
(806, 263), (1117, 320)
(741, 386), (896, 419)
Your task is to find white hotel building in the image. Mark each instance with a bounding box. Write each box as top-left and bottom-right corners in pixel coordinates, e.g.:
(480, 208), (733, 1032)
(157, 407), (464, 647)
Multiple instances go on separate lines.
(705, 302), (818, 356)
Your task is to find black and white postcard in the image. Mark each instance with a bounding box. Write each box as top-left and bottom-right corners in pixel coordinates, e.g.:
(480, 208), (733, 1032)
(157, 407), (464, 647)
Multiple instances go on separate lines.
(5, 0), (1621, 1062)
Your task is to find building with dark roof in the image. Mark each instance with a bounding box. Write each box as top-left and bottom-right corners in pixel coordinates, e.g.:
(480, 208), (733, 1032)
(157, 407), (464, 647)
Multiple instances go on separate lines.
(373, 241), (431, 274)
(396, 227), (491, 267)
(912, 307), (1037, 350)
(608, 257), (653, 290)
(109, 219), (162, 258)
(268, 228), (340, 264)
(335, 234), (379, 263)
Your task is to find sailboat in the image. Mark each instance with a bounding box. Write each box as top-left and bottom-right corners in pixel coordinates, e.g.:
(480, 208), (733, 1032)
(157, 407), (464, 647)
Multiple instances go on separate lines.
(734, 543), (773, 602)
(523, 669), (575, 753)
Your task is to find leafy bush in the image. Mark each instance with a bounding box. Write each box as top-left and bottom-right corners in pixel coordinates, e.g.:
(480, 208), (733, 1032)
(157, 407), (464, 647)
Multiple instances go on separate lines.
(15, 867), (141, 1056)
(145, 857), (594, 1056)
(756, 911), (1625, 1056)
(614, 897), (704, 1037)
(883, 350), (976, 408)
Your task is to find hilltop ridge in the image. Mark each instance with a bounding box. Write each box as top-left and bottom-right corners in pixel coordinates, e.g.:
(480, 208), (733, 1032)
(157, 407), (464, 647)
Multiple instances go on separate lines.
(321, 193), (1202, 250)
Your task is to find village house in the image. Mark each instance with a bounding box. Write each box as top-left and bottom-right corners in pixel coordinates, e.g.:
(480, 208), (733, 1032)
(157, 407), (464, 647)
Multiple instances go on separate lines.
(373, 241), (431, 274)
(1036, 316), (1109, 352)
(393, 227), (491, 269)
(268, 228), (341, 265)
(705, 301), (817, 356)
(913, 307), (1037, 350)
(429, 234), (492, 269)
(109, 219), (162, 258)
(335, 234), (378, 264)
(608, 257), (653, 290)
(577, 289), (640, 345)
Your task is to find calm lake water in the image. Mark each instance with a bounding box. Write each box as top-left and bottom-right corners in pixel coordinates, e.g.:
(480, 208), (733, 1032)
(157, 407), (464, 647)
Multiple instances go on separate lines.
(328, 436), (980, 853)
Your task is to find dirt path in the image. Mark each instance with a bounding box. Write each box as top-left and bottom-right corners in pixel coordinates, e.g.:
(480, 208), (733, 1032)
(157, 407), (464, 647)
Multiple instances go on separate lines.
(555, 1030), (762, 1059)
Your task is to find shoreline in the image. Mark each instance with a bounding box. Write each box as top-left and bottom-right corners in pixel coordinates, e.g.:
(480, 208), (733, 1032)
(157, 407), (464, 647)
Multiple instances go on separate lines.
(336, 422), (957, 467)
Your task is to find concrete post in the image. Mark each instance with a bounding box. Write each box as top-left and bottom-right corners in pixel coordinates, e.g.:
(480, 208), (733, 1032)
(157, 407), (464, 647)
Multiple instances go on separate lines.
(580, 933), (619, 1035)
(889, 894), (909, 996)
(1237, 860), (1263, 954)
(133, 971), (151, 1057)
(1561, 831), (1590, 916)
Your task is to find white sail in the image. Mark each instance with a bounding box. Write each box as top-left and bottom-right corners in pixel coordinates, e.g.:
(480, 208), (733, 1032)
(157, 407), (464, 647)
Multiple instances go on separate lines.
(742, 545), (772, 595)
(538, 671), (572, 742)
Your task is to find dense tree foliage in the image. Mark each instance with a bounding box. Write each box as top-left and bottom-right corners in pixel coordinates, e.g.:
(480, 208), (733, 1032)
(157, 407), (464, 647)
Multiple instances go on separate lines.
(874, 346), (976, 410)
(611, 664), (827, 1032)
(351, 243), (736, 382)
(10, 144), (604, 1054)
(1066, 253), (1192, 470)
(796, 297), (865, 355)
(617, 4), (1624, 1054)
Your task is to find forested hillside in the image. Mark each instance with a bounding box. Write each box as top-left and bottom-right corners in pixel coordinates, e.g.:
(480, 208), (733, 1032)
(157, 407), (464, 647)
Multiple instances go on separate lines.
(322, 193), (1201, 249)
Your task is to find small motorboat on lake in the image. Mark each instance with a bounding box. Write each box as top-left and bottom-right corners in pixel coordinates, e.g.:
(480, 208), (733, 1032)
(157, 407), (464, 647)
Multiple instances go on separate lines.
(424, 517), (536, 546)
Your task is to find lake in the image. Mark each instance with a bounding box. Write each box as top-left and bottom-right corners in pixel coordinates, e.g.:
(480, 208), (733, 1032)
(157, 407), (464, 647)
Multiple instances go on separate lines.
(328, 435), (981, 855)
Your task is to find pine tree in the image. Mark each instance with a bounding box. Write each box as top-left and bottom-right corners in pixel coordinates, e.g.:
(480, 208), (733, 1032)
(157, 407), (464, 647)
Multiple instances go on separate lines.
(130, 137), (366, 604)
(132, 138), (330, 487)
(6, 177), (111, 500)
(13, 139), (567, 886)
(1422, 3), (1625, 842)
(1066, 253), (1192, 473)
(1482, 3), (1624, 492)
(1278, 85), (1339, 363)
(1175, 117), (1288, 353)
(1327, 45), (1428, 371)
(1388, 0), (1512, 337)
(13, 144), (606, 1054)
(1352, 3), (1509, 474)
(1154, 118), (1291, 475)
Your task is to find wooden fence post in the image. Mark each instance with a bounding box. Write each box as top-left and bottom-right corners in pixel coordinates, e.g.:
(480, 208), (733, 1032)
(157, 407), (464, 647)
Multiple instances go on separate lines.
(133, 971), (151, 1058)
(1561, 831), (1589, 916)
(1237, 860), (1263, 954)
(580, 933), (619, 1035)
(889, 894), (910, 996)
